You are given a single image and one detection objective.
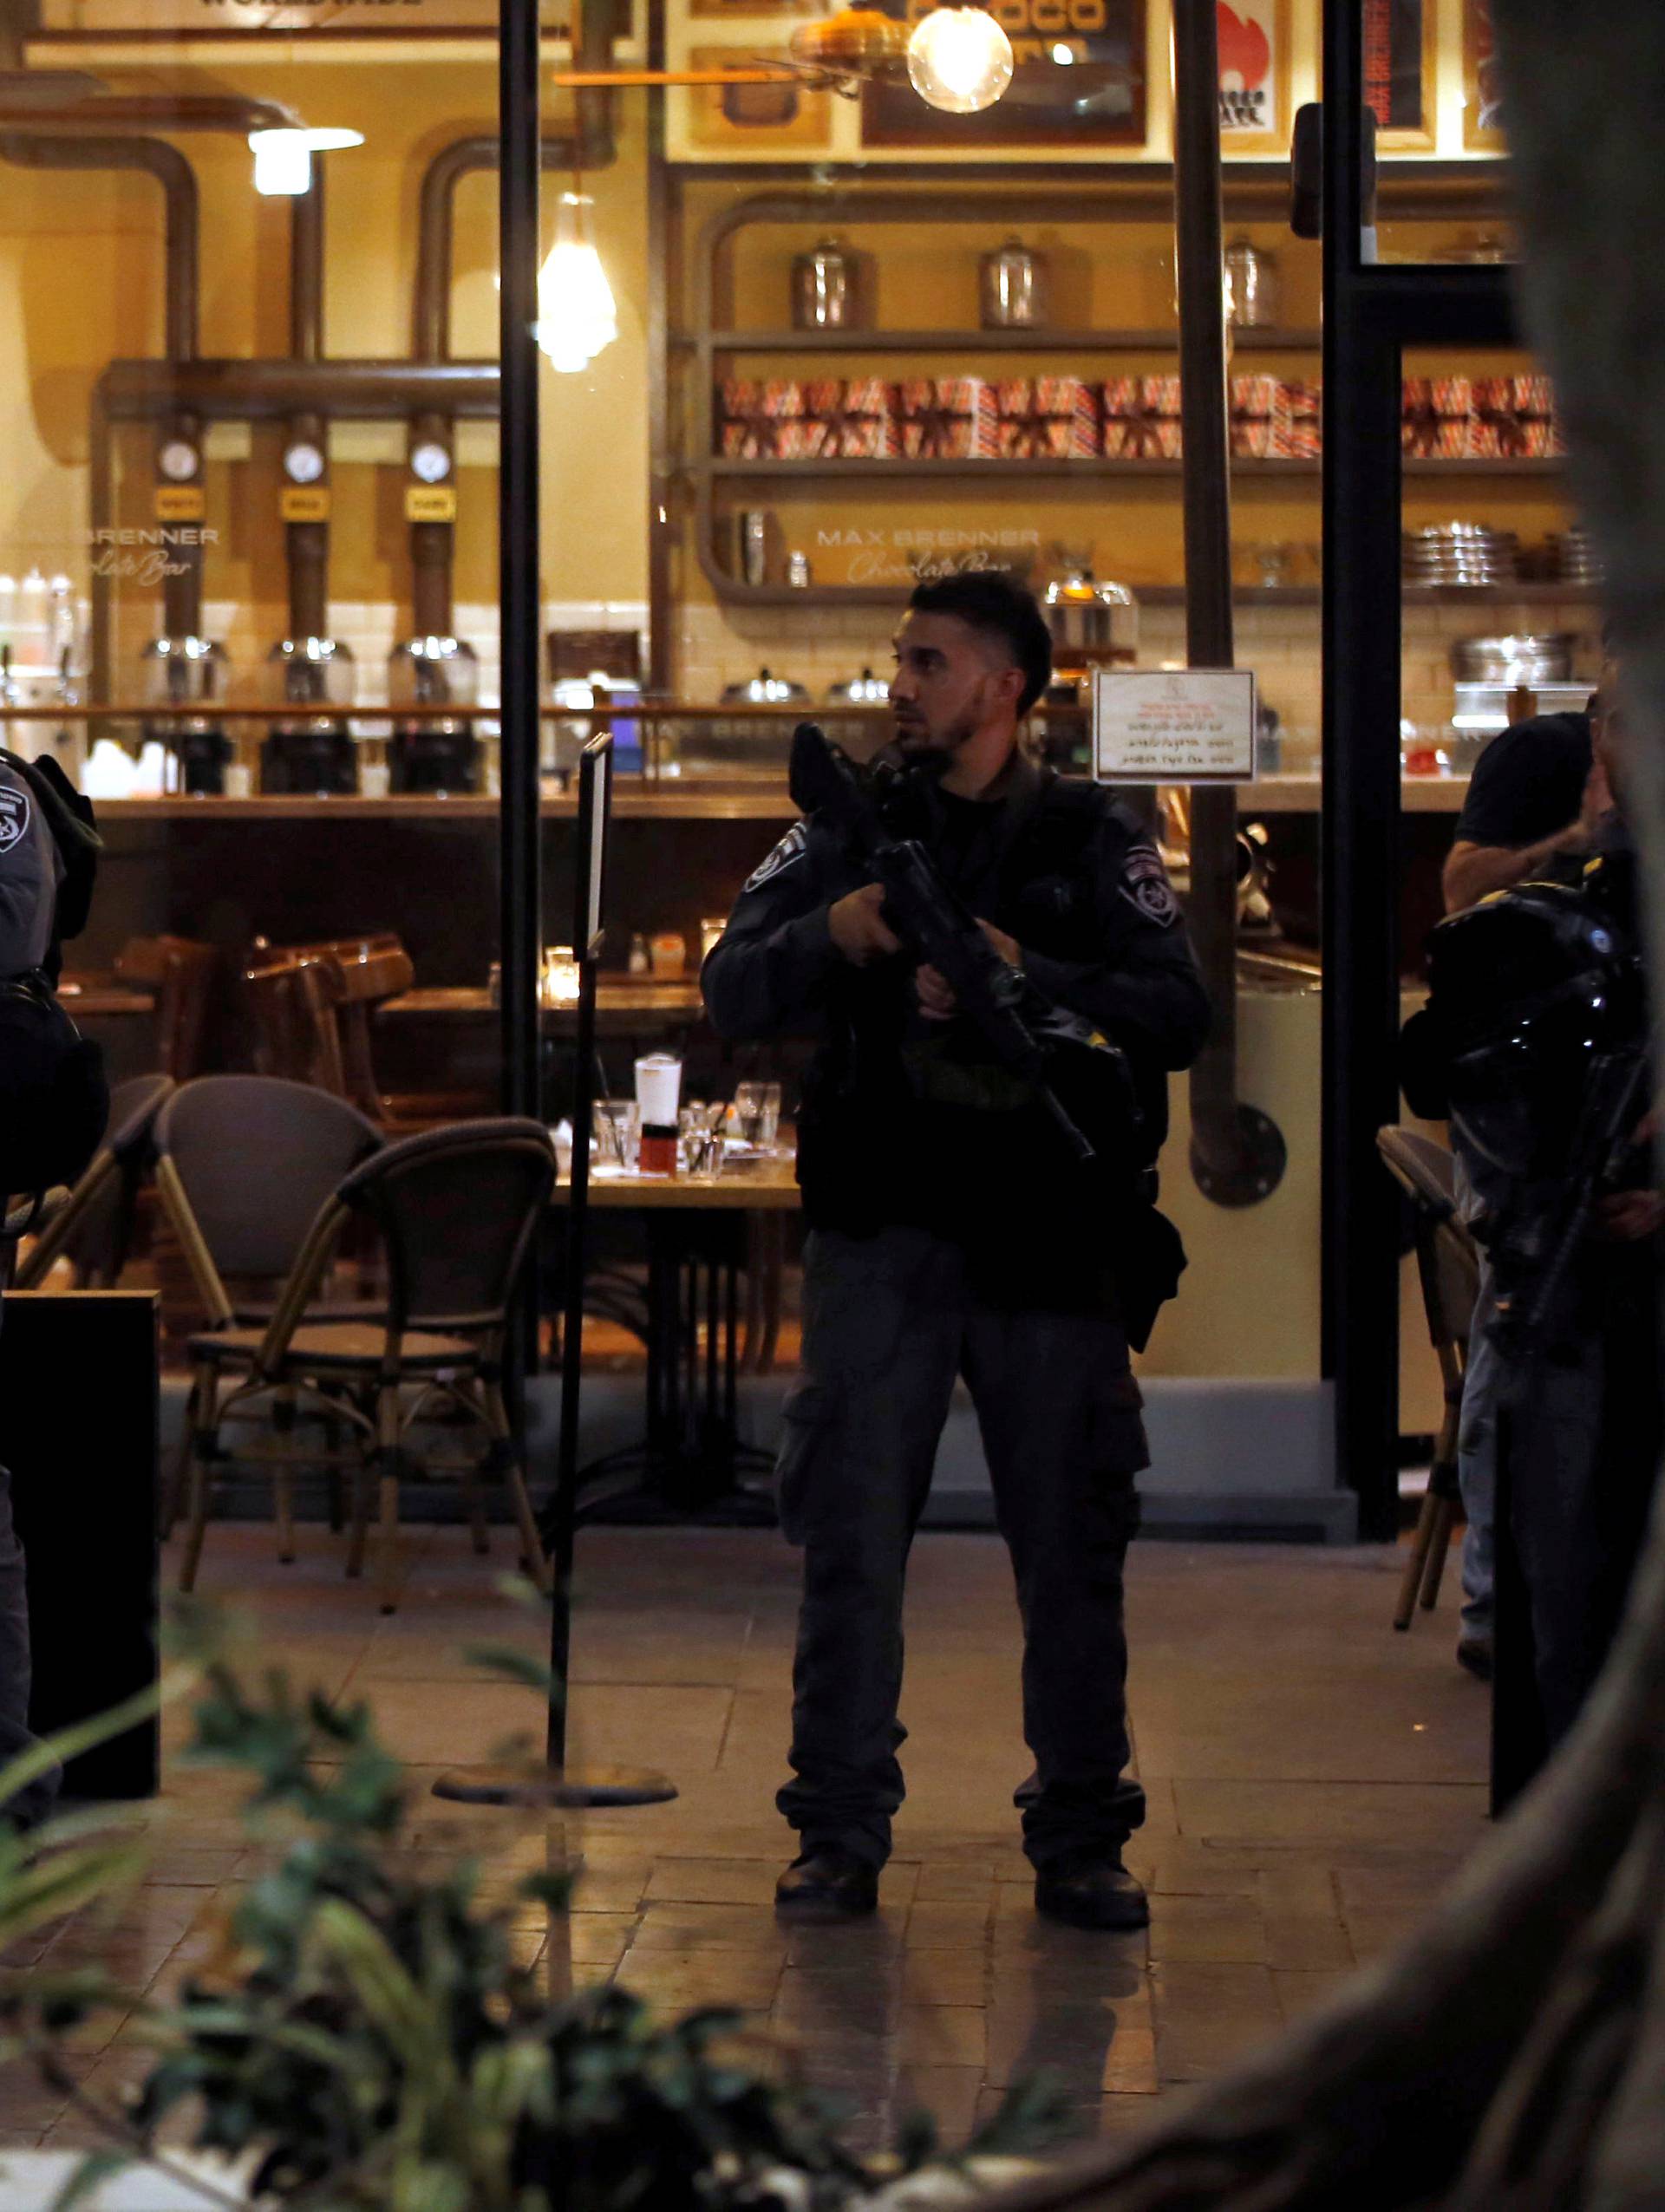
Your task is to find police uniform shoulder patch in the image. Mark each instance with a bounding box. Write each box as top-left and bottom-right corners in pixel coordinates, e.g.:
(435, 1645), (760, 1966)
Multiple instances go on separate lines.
(744, 820), (808, 893)
(0, 782), (32, 858)
(1119, 843), (1179, 928)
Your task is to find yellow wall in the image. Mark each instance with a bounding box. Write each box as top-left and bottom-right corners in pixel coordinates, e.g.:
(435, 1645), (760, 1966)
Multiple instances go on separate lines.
(0, 58), (651, 681)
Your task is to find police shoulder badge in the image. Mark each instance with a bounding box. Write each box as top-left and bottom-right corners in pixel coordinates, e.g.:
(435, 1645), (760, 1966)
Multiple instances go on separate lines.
(0, 782), (32, 858)
(744, 821), (807, 893)
(1120, 844), (1179, 928)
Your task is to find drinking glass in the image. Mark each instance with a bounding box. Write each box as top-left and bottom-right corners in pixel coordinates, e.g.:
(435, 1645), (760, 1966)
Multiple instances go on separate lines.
(758, 1080), (782, 1155)
(679, 1101), (724, 1178)
(592, 1098), (639, 1171)
(734, 1079), (766, 1147)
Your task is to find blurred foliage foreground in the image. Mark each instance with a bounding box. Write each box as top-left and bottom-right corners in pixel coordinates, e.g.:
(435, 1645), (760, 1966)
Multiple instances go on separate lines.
(0, 1606), (1069, 2212)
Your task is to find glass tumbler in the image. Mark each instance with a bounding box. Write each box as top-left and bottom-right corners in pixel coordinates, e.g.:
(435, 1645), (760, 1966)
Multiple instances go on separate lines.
(592, 1098), (640, 1171)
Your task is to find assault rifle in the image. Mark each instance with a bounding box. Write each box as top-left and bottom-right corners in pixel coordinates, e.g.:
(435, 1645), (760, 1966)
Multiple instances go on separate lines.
(1488, 1041), (1651, 1361)
(789, 720), (1125, 1167)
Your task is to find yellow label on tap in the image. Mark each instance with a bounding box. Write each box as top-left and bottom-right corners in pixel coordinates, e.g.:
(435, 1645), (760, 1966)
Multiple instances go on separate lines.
(153, 486), (206, 522)
(280, 486), (331, 524)
(405, 486), (458, 524)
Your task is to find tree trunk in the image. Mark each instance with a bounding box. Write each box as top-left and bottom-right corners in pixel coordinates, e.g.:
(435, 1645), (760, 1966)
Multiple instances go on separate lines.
(975, 5), (1665, 2204)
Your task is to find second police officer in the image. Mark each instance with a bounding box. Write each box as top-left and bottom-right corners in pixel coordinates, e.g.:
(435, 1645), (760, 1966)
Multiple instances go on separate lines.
(702, 572), (1210, 1928)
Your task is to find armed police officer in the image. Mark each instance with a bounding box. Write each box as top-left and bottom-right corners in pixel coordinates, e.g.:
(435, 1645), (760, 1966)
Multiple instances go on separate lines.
(0, 740), (104, 1828)
(702, 573), (1209, 1928)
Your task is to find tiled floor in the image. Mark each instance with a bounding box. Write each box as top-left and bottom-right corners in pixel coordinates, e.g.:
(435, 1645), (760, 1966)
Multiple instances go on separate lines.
(0, 1523), (1491, 2160)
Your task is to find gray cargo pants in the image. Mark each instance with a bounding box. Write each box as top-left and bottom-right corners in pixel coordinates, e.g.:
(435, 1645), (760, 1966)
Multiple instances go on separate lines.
(775, 1226), (1148, 1871)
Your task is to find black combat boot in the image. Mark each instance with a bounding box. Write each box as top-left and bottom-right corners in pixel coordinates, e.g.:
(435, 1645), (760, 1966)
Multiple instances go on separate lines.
(1033, 1852), (1149, 1931)
(774, 1846), (880, 1916)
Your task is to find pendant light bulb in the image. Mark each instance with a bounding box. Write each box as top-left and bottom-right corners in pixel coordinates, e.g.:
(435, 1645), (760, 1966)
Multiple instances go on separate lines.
(905, 4), (1014, 114)
(249, 126), (363, 197)
(535, 191), (618, 372)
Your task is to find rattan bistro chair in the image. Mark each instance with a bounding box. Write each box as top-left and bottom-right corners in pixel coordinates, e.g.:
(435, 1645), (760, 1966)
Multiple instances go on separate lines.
(154, 1077), (384, 1544)
(1378, 1126), (1482, 1631)
(176, 1119), (556, 1613)
(15, 1073), (174, 1289)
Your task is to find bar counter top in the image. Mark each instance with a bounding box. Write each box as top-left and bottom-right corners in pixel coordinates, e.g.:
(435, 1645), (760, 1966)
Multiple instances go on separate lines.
(82, 773), (1472, 820)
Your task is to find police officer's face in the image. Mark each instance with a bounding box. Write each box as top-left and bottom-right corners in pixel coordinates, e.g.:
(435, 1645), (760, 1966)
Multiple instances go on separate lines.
(891, 612), (1022, 758)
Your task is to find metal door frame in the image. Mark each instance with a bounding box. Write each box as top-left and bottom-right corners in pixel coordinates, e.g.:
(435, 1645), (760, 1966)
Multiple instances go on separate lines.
(1321, 0), (1515, 1535)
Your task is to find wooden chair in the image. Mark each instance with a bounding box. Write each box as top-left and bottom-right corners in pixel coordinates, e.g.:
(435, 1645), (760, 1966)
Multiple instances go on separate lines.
(246, 933), (492, 1132)
(174, 1118), (555, 1612)
(1378, 1126), (1482, 1631)
(113, 936), (218, 1081)
(244, 953), (349, 1096)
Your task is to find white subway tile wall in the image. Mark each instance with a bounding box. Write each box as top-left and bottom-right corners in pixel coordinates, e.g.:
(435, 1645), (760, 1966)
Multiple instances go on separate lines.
(196, 592), (1598, 767)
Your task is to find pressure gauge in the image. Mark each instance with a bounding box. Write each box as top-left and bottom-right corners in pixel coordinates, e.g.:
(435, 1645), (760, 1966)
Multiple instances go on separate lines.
(410, 440), (453, 485)
(283, 440), (326, 486)
(157, 439), (200, 483)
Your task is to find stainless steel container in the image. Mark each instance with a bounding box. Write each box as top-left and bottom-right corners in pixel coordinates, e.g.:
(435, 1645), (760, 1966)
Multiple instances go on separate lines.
(792, 238), (855, 330)
(1449, 632), (1577, 684)
(826, 668), (890, 706)
(1223, 238), (1280, 329)
(738, 509), (770, 587)
(980, 238), (1049, 330)
(1043, 567), (1139, 682)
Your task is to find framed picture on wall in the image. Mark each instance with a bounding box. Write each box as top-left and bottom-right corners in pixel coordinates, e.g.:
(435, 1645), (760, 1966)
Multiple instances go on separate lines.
(688, 0), (825, 16)
(1217, 0), (1290, 155)
(680, 44), (834, 152)
(1362, 0), (1435, 148)
(1464, 0), (1506, 150)
(860, 0), (1146, 153)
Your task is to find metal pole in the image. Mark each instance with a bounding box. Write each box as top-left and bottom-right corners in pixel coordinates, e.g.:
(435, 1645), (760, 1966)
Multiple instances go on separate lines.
(547, 950), (597, 1769)
(1172, 0), (1284, 1210)
(500, 0), (543, 1127)
(1321, 0), (1403, 1538)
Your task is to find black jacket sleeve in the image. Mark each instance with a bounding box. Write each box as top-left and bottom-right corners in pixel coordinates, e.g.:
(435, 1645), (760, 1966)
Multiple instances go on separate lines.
(1019, 819), (1211, 1073)
(701, 819), (846, 1042)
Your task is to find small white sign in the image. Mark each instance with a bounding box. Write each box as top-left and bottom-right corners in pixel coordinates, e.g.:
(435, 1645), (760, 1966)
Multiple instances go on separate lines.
(1092, 668), (1258, 785)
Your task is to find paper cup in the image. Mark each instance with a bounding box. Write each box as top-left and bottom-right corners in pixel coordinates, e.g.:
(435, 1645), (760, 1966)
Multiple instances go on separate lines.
(635, 1053), (682, 1176)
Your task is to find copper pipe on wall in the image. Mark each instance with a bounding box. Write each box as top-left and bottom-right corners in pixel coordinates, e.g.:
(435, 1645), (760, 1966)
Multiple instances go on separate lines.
(0, 95), (297, 133)
(103, 361), (502, 419)
(408, 13), (616, 649)
(0, 133), (205, 686)
(1172, 0), (1286, 1206)
(0, 134), (198, 358)
(286, 165), (330, 641)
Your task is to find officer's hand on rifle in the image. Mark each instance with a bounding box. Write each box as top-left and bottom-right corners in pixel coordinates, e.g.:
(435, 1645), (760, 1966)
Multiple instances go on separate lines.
(915, 920), (1022, 1021)
(1596, 1187), (1664, 1241)
(828, 884), (902, 967)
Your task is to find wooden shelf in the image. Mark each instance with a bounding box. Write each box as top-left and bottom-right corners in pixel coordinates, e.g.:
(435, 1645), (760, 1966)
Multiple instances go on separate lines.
(703, 456), (1565, 480)
(92, 786), (802, 825)
(691, 326), (1326, 355)
(706, 575), (1597, 612)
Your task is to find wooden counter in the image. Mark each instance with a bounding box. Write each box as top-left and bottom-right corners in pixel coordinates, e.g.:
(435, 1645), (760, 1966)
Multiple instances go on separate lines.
(83, 773), (1472, 821)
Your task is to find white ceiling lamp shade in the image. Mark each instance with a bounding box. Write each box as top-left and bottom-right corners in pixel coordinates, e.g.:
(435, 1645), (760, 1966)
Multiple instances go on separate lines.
(535, 189), (619, 373)
(248, 126), (364, 197)
(905, 3), (1015, 114)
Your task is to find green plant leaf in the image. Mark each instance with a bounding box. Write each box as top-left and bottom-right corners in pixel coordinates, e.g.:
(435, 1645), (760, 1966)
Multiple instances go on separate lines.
(308, 1898), (447, 2079)
(0, 1663), (198, 1818)
(0, 1837), (153, 1953)
(48, 2150), (130, 2212)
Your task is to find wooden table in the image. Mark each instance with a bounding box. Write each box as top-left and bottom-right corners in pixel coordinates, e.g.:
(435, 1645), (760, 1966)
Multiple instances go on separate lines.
(552, 1148), (798, 1523)
(382, 981), (706, 1027)
(57, 981), (156, 1018)
(553, 1154), (800, 1210)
